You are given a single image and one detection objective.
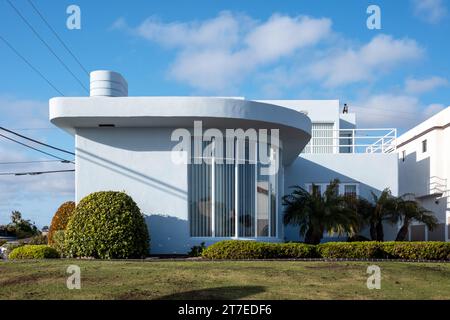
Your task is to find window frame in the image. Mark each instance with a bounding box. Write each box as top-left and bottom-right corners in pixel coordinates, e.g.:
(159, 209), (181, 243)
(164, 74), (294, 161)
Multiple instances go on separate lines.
(189, 137), (279, 240)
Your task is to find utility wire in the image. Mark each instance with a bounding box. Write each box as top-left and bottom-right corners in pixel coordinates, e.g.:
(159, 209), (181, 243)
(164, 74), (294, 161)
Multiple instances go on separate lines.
(6, 0), (89, 93)
(0, 126), (75, 156)
(0, 133), (74, 163)
(0, 160), (73, 165)
(0, 34), (65, 96)
(27, 0), (89, 76)
(0, 169), (75, 176)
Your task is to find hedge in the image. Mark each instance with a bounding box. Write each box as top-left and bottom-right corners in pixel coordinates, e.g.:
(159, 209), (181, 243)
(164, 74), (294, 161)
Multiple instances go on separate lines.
(201, 240), (450, 260)
(65, 191), (150, 259)
(317, 242), (386, 259)
(201, 240), (316, 259)
(8, 245), (59, 259)
(48, 201), (75, 245)
(382, 241), (450, 260)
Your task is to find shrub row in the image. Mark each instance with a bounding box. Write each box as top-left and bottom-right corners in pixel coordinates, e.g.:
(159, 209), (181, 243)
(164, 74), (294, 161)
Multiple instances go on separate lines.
(202, 240), (450, 260)
(202, 241), (316, 259)
(8, 245), (59, 259)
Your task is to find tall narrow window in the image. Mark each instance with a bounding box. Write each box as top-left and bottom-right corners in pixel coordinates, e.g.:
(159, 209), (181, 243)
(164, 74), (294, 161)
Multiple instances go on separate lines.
(422, 140), (427, 153)
(188, 161), (212, 237)
(238, 138), (256, 237)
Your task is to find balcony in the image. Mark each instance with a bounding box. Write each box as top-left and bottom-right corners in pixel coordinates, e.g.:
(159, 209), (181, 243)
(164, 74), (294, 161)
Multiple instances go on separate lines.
(302, 128), (397, 154)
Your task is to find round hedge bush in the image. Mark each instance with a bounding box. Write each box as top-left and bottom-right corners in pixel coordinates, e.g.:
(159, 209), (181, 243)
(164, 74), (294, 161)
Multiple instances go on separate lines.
(8, 245), (59, 259)
(65, 191), (150, 259)
(48, 201), (75, 245)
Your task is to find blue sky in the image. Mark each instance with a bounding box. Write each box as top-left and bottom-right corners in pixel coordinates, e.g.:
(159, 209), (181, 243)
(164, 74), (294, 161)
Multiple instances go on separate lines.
(0, 0), (449, 227)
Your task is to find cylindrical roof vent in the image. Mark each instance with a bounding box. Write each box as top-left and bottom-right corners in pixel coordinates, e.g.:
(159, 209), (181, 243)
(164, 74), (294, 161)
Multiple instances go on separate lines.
(90, 70), (128, 97)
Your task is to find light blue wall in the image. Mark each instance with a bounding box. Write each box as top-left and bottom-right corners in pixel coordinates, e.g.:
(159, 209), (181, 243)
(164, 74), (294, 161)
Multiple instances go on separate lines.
(282, 153), (399, 242)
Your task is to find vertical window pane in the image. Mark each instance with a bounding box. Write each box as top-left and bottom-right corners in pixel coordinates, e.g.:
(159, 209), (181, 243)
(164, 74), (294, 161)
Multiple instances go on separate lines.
(188, 162), (212, 237)
(238, 139), (255, 237)
(214, 162), (235, 237)
(257, 172), (269, 237)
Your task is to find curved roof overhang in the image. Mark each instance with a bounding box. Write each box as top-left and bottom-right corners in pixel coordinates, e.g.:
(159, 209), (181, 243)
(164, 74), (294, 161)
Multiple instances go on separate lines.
(49, 97), (311, 164)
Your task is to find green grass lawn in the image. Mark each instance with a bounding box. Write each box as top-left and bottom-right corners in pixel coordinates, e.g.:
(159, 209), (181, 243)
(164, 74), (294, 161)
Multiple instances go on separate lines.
(0, 259), (449, 300)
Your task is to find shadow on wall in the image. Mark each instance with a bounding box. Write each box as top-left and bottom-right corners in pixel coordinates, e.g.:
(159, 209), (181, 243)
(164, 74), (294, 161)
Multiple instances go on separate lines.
(156, 286), (266, 300)
(399, 151), (430, 197)
(145, 214), (190, 254)
(77, 148), (187, 201)
(283, 156), (399, 242)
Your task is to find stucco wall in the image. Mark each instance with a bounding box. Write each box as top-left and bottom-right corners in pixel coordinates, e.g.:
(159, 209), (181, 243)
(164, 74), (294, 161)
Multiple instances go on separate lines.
(283, 153), (399, 242)
(76, 127), (193, 254)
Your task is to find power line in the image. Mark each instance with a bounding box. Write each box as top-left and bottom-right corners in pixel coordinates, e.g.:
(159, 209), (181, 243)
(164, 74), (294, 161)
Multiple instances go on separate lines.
(0, 160), (73, 165)
(0, 126), (75, 156)
(0, 133), (74, 163)
(0, 169), (75, 176)
(0, 34), (65, 96)
(27, 0), (89, 76)
(6, 0), (89, 93)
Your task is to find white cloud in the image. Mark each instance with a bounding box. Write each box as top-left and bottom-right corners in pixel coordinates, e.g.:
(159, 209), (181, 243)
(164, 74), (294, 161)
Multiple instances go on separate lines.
(0, 95), (49, 130)
(423, 103), (446, 118)
(404, 76), (448, 94)
(309, 35), (424, 87)
(116, 12), (332, 92)
(351, 94), (447, 130)
(412, 0), (448, 24)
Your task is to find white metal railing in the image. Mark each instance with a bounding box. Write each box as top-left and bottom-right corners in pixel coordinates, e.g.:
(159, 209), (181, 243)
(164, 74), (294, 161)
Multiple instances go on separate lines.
(302, 128), (397, 154)
(429, 176), (448, 196)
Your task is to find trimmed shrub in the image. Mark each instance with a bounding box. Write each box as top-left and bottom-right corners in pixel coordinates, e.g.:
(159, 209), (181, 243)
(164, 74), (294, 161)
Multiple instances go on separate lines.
(201, 241), (450, 260)
(317, 242), (386, 259)
(48, 201), (75, 245)
(188, 242), (206, 257)
(8, 245), (59, 259)
(382, 242), (450, 260)
(202, 240), (316, 259)
(65, 191), (150, 259)
(28, 234), (48, 245)
(51, 230), (66, 257)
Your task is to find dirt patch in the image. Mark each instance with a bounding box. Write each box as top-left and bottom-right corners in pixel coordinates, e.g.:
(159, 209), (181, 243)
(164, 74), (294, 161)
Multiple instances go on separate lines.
(0, 274), (46, 286)
(303, 263), (354, 270)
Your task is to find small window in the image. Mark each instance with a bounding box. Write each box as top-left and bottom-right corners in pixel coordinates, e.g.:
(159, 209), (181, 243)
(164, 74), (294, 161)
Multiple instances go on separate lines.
(308, 184), (322, 196)
(402, 150), (406, 162)
(344, 185), (357, 197)
(422, 140), (427, 153)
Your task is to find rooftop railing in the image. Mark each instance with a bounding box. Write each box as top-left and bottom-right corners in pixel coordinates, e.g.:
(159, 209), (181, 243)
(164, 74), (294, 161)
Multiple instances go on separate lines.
(302, 128), (397, 154)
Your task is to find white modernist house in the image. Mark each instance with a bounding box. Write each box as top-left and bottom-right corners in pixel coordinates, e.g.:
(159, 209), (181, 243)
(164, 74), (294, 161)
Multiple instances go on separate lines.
(50, 70), (400, 254)
(397, 107), (450, 242)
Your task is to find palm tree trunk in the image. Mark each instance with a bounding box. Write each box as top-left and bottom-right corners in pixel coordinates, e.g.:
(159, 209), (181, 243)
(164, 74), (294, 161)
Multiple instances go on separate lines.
(304, 226), (323, 245)
(304, 228), (314, 244)
(376, 222), (384, 241)
(370, 223), (377, 240)
(396, 218), (411, 241)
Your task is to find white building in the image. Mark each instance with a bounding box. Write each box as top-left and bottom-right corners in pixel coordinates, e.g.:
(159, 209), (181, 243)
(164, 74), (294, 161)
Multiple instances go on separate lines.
(397, 107), (450, 242)
(50, 70), (400, 254)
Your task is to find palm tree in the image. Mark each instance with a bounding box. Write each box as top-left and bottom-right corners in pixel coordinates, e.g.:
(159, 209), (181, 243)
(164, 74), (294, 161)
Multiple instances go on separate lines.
(393, 194), (437, 241)
(353, 189), (397, 241)
(282, 179), (359, 244)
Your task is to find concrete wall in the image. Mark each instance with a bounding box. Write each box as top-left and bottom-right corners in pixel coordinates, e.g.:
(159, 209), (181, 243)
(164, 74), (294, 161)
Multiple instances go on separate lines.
(76, 127), (194, 254)
(283, 153), (399, 242)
